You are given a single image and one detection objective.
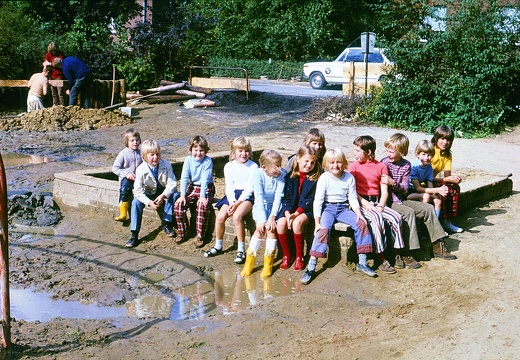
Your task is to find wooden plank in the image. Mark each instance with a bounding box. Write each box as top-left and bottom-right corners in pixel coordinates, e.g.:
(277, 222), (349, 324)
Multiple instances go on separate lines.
(49, 79), (67, 86)
(191, 77), (250, 92)
(0, 80), (29, 87)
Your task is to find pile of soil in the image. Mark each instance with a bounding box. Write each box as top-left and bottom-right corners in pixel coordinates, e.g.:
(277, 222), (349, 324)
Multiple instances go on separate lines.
(7, 192), (62, 227)
(0, 106), (132, 132)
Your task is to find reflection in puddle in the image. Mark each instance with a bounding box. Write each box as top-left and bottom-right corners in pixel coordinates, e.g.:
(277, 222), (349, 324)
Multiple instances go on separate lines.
(2, 153), (51, 166)
(126, 269), (302, 321)
(7, 269), (301, 322)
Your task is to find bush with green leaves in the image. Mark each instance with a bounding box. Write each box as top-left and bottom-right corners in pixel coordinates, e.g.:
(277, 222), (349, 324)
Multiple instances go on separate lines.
(206, 57), (304, 80)
(367, 0), (520, 137)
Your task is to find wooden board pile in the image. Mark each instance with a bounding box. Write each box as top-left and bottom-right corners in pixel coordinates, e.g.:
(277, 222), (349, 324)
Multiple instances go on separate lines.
(126, 80), (216, 107)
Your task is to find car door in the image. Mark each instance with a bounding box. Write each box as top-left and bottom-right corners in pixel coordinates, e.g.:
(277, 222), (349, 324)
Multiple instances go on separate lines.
(322, 49), (352, 84)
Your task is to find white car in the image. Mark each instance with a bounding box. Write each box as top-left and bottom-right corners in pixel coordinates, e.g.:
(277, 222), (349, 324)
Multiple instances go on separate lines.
(303, 47), (393, 89)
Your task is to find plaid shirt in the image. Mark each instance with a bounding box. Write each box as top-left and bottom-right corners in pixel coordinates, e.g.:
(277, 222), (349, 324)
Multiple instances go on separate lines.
(380, 157), (411, 204)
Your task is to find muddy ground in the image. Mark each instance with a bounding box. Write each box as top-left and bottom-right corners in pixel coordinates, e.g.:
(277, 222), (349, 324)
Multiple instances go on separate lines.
(1, 90), (520, 359)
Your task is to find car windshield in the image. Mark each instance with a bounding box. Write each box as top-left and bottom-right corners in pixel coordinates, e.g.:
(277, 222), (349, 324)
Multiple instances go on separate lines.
(338, 49), (385, 63)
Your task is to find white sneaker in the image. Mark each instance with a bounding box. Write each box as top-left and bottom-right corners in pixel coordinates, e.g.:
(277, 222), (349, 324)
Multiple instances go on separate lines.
(441, 218), (463, 233)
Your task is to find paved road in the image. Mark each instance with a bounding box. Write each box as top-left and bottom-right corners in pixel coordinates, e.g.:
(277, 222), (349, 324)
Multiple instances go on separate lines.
(250, 79), (343, 97)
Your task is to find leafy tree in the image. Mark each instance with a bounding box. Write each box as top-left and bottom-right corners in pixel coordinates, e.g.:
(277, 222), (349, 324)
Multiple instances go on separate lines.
(367, 0), (520, 136)
(183, 0), (373, 61)
(0, 0), (140, 79)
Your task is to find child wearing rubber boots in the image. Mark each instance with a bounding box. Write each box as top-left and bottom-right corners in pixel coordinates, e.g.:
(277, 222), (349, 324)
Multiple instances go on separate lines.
(112, 128), (142, 222)
(241, 150), (286, 279)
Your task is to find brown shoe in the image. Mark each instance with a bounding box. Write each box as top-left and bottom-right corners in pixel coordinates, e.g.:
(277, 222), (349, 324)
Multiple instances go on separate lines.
(195, 236), (204, 248)
(432, 240), (457, 260)
(174, 235), (185, 244)
(394, 255), (405, 269)
(402, 255), (421, 269)
(378, 260), (396, 274)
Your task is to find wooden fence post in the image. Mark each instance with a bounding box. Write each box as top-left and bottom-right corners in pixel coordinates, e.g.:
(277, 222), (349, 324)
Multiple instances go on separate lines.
(0, 153), (11, 349)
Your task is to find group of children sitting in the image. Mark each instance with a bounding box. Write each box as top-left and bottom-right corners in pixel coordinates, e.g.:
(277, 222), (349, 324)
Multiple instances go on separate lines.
(112, 125), (463, 283)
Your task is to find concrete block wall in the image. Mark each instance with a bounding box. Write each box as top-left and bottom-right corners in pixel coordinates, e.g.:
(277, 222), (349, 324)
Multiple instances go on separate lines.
(53, 153), (513, 264)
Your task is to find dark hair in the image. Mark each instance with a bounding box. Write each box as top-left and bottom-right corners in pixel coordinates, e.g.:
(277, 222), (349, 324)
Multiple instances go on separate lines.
(431, 125), (455, 155)
(353, 135), (377, 159)
(189, 135), (210, 152)
(47, 42), (62, 57)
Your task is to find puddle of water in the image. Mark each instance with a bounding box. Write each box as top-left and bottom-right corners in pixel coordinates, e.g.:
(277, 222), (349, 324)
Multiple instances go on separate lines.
(6, 268), (301, 322)
(2, 153), (51, 166)
(10, 288), (125, 322)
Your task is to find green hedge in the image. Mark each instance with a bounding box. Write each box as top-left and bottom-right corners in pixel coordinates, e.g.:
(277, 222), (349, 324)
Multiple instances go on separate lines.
(206, 57), (304, 80)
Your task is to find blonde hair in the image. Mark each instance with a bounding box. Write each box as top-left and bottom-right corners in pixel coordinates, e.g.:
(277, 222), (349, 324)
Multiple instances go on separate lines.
(303, 128), (326, 158)
(140, 140), (161, 161)
(290, 145), (320, 181)
(189, 135), (209, 152)
(415, 140), (435, 156)
(384, 133), (409, 156)
(322, 148), (348, 170)
(259, 149), (282, 168)
(229, 136), (252, 161)
(124, 128), (141, 147)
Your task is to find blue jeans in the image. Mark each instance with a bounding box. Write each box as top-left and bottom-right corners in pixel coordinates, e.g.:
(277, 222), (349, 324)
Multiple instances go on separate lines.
(309, 202), (373, 258)
(119, 178), (134, 203)
(130, 192), (179, 234)
(69, 71), (92, 108)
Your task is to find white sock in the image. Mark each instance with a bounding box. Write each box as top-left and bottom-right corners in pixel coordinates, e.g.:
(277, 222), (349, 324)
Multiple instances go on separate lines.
(247, 236), (262, 256)
(215, 239), (223, 250)
(265, 238), (277, 252)
(238, 241), (245, 252)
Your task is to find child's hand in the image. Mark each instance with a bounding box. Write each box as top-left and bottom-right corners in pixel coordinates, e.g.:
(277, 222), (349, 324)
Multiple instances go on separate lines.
(175, 195), (186, 207)
(381, 174), (393, 186)
(197, 197), (209, 206)
(286, 212), (296, 229)
(438, 185), (449, 197)
(362, 199), (375, 210)
(148, 199), (159, 210)
(256, 222), (266, 236)
(445, 175), (462, 184)
(314, 224), (322, 234)
(356, 212), (367, 225)
(126, 173), (136, 181)
(227, 201), (240, 215)
(150, 195), (165, 210)
(265, 217), (276, 232)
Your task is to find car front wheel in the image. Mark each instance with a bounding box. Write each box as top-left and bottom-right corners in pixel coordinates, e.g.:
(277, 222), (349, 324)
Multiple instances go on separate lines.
(309, 72), (326, 89)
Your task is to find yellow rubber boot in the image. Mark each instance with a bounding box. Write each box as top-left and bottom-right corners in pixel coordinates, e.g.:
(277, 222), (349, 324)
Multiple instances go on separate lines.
(240, 250), (256, 277)
(114, 201), (129, 221)
(260, 250), (275, 279)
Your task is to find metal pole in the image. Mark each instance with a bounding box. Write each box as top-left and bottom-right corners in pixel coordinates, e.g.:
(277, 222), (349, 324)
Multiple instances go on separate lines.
(365, 32), (369, 97)
(0, 153), (10, 348)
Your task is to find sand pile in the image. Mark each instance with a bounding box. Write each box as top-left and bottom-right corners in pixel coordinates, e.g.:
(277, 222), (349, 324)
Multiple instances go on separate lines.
(0, 105), (132, 132)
